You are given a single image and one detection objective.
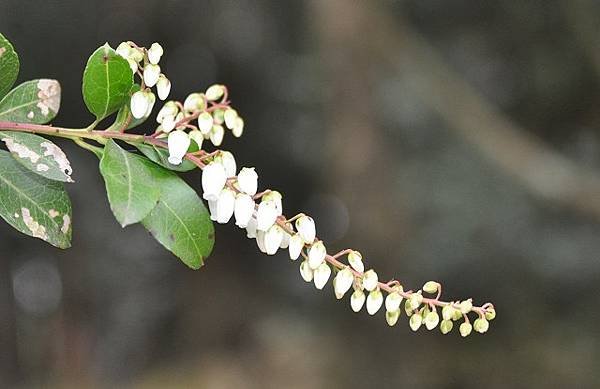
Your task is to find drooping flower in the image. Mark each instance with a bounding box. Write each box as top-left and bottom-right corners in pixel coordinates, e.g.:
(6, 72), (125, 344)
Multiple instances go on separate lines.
(334, 267), (354, 298)
(362, 269), (379, 292)
(366, 289), (383, 315)
(256, 199), (278, 231)
(237, 167), (258, 196)
(205, 84), (225, 101)
(156, 74), (171, 100)
(130, 90), (150, 119)
(167, 130), (190, 165)
(288, 233), (303, 260)
(264, 225), (284, 255)
(201, 162), (227, 201)
(216, 188), (236, 224)
(350, 290), (366, 312)
(295, 215), (316, 244)
(147, 42), (163, 65)
(234, 193), (255, 228)
(307, 240), (326, 270)
(197, 111), (214, 134)
(299, 260), (313, 282)
(313, 262), (331, 290)
(143, 63), (161, 87)
(347, 250), (364, 273)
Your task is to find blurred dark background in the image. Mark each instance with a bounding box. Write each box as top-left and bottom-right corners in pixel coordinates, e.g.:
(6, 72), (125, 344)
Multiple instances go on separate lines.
(1, 0), (600, 388)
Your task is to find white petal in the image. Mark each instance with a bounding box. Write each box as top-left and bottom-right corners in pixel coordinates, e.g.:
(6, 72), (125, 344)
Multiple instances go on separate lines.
(299, 260), (313, 282)
(256, 230), (267, 253)
(334, 268), (354, 297)
(350, 290), (366, 312)
(307, 241), (326, 270)
(246, 217), (257, 238)
(362, 269), (378, 292)
(147, 42), (163, 65)
(264, 225), (283, 255)
(237, 167), (258, 195)
(210, 125), (225, 146)
(348, 251), (364, 273)
(130, 91), (149, 119)
(234, 193), (255, 228)
(167, 130), (190, 165)
(216, 188), (235, 224)
(295, 215), (316, 244)
(288, 234), (303, 260)
(385, 292), (403, 313)
(184, 93), (203, 112)
(202, 162), (227, 201)
(313, 263), (331, 290)
(232, 117), (244, 137)
(208, 199), (218, 221)
(205, 84), (224, 101)
(366, 289), (383, 315)
(219, 151), (236, 177)
(256, 200), (278, 231)
(223, 108), (238, 129)
(197, 112), (214, 134)
(143, 64), (160, 87)
(156, 75), (171, 100)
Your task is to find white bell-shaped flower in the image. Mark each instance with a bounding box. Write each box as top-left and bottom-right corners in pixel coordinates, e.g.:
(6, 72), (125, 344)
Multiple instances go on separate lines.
(256, 230), (267, 253)
(147, 42), (163, 65)
(167, 130), (190, 165)
(362, 269), (379, 292)
(130, 91), (149, 119)
(288, 233), (303, 260)
(216, 188), (235, 224)
(232, 117), (244, 138)
(263, 191), (282, 215)
(334, 268), (354, 297)
(205, 84), (224, 101)
(366, 289), (383, 315)
(299, 260), (313, 282)
(307, 241), (326, 270)
(189, 130), (204, 149)
(295, 215), (316, 244)
(313, 263), (331, 290)
(197, 111), (214, 134)
(184, 93), (204, 112)
(116, 42), (131, 59)
(234, 193), (254, 228)
(143, 63), (161, 87)
(256, 200), (278, 231)
(246, 217), (257, 239)
(208, 199), (218, 221)
(223, 108), (238, 129)
(210, 125), (225, 146)
(218, 151), (236, 177)
(156, 101), (178, 123)
(385, 292), (403, 313)
(264, 225), (283, 255)
(348, 250), (364, 273)
(156, 74), (171, 100)
(237, 167), (258, 196)
(350, 290), (366, 312)
(201, 162), (227, 201)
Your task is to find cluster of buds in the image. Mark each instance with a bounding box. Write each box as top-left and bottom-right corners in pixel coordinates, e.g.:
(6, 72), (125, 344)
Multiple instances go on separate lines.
(116, 41), (171, 120)
(195, 146), (495, 336)
(154, 84), (244, 165)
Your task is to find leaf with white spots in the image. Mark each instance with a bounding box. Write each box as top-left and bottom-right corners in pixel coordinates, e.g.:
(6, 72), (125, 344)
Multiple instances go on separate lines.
(99, 139), (162, 227)
(141, 170), (214, 269)
(0, 150), (72, 248)
(0, 33), (19, 100)
(82, 43), (133, 121)
(0, 131), (73, 182)
(0, 79), (61, 123)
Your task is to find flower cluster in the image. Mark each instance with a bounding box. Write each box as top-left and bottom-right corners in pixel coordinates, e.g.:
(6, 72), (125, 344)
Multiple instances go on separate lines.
(147, 53), (495, 335)
(116, 41), (171, 120)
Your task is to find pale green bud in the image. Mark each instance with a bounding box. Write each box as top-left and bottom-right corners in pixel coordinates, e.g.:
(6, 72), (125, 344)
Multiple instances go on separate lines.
(183, 93), (205, 112)
(485, 307), (496, 321)
(452, 306), (463, 321)
(299, 260), (313, 282)
(409, 313), (423, 331)
(440, 320), (453, 334)
(224, 108), (238, 129)
(442, 305), (455, 321)
(422, 281), (439, 294)
(459, 322), (472, 337)
(424, 311), (440, 330)
(205, 84), (225, 101)
(366, 288), (384, 315)
(404, 299), (413, 316)
(212, 108), (225, 125)
(386, 310), (400, 326)
(232, 117), (244, 138)
(347, 250), (364, 273)
(350, 290), (366, 312)
(408, 292), (423, 310)
(385, 292), (403, 313)
(459, 299), (473, 314)
(473, 318), (489, 334)
(362, 269), (378, 292)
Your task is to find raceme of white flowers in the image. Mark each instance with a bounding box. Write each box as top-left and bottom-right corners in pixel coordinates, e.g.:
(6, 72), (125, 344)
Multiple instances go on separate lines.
(128, 41), (495, 335)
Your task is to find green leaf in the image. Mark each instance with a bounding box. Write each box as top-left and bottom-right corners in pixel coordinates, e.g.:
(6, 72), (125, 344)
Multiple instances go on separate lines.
(141, 171), (214, 269)
(0, 33), (19, 99)
(107, 84), (148, 132)
(0, 150), (72, 248)
(99, 139), (162, 227)
(82, 43), (133, 121)
(0, 131), (73, 182)
(133, 142), (198, 172)
(0, 79), (61, 123)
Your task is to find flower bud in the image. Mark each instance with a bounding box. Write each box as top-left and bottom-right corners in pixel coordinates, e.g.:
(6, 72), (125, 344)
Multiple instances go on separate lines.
(216, 151), (236, 177)
(130, 90), (150, 119)
(245, 217), (257, 239)
(232, 117), (244, 138)
(147, 42), (163, 65)
(440, 320), (453, 334)
(234, 193), (254, 228)
(224, 108), (238, 129)
(116, 42), (132, 59)
(197, 111), (214, 134)
(386, 310), (400, 326)
(201, 162), (227, 201)
(295, 215), (316, 244)
(459, 299), (473, 314)
(409, 313), (423, 331)
(263, 190), (282, 215)
(362, 269), (378, 292)
(143, 63), (161, 87)
(334, 268), (354, 298)
(216, 187), (235, 224)
(210, 124), (225, 146)
(473, 317), (489, 334)
(237, 167), (258, 196)
(347, 250), (364, 273)
(423, 281), (439, 294)
(205, 84), (225, 101)
(184, 93), (204, 112)
(299, 260), (313, 282)
(313, 262), (331, 290)
(167, 130), (190, 165)
(459, 322), (472, 337)
(424, 311), (440, 330)
(307, 241), (326, 269)
(208, 199), (217, 221)
(161, 115), (177, 133)
(156, 74), (171, 100)
(156, 101), (178, 123)
(350, 290), (366, 312)
(189, 130), (204, 149)
(408, 292), (423, 311)
(404, 299), (414, 316)
(385, 292), (403, 313)
(288, 234), (303, 260)
(264, 225), (283, 255)
(256, 200), (278, 231)
(442, 305), (455, 321)
(485, 307), (496, 321)
(366, 289), (383, 315)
